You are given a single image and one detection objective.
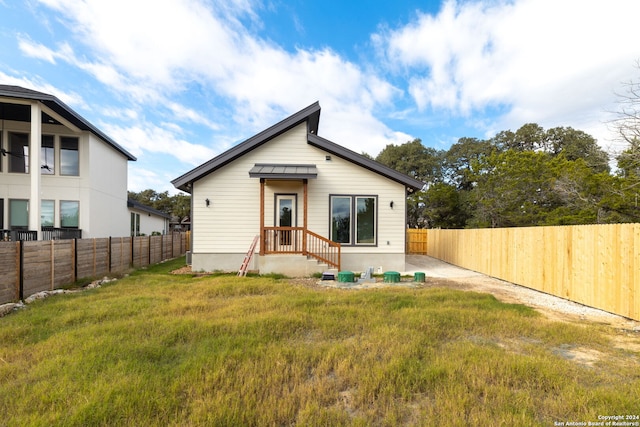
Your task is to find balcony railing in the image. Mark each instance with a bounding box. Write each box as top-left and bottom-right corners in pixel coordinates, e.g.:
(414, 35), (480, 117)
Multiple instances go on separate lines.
(262, 226), (341, 270)
(1, 228), (82, 241)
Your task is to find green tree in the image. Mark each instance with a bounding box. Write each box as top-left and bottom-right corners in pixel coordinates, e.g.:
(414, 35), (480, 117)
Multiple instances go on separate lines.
(443, 137), (494, 191)
(544, 126), (610, 173)
(375, 139), (444, 184)
(421, 183), (469, 228)
(128, 189), (191, 218)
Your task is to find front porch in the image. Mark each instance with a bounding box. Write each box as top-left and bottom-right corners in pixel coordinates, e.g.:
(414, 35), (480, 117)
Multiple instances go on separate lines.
(252, 165), (341, 271)
(261, 226), (340, 270)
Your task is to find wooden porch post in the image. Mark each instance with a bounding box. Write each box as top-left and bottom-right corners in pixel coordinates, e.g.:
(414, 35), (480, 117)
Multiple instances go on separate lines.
(260, 179), (265, 255)
(303, 179), (308, 255)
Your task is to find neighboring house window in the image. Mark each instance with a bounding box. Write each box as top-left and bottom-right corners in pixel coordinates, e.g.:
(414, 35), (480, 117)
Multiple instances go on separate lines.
(131, 212), (140, 236)
(60, 201), (79, 228)
(0, 199), (4, 229)
(9, 133), (29, 173)
(41, 200), (55, 227)
(9, 199), (29, 229)
(60, 137), (79, 176)
(41, 135), (55, 175)
(330, 195), (377, 246)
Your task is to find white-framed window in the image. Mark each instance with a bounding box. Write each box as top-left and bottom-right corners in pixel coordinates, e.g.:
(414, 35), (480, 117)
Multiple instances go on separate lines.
(131, 212), (140, 236)
(330, 195), (377, 246)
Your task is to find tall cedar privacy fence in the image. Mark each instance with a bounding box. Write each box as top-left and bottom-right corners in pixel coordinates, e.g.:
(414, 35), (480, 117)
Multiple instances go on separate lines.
(407, 224), (640, 321)
(0, 232), (190, 305)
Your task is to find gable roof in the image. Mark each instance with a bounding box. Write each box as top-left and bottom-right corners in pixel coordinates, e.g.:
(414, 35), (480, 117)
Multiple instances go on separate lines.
(127, 199), (172, 219)
(171, 102), (424, 192)
(0, 85), (136, 161)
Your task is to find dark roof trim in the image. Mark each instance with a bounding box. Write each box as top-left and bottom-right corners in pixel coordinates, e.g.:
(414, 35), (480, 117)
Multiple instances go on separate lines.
(307, 134), (424, 190)
(172, 102), (321, 192)
(127, 199), (172, 219)
(0, 85), (136, 161)
(249, 163), (318, 180)
(171, 101), (425, 192)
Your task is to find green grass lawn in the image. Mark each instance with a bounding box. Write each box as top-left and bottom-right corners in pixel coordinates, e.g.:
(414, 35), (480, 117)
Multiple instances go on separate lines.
(1, 257), (638, 426)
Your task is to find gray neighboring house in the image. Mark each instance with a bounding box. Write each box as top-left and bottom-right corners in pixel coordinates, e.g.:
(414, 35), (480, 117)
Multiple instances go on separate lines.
(172, 102), (424, 276)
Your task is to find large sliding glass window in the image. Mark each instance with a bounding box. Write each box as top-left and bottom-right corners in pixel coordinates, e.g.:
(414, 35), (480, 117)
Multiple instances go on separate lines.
(330, 195), (377, 246)
(41, 135), (55, 174)
(9, 133), (29, 173)
(60, 137), (79, 176)
(9, 199), (29, 229)
(60, 201), (79, 228)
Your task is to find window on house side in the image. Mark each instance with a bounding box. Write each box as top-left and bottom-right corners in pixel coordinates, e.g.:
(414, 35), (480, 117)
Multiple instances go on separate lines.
(356, 197), (376, 244)
(8, 133), (29, 173)
(60, 137), (79, 176)
(9, 199), (29, 229)
(330, 195), (377, 246)
(330, 196), (351, 244)
(131, 212), (140, 236)
(41, 135), (55, 175)
(41, 200), (55, 227)
(60, 201), (79, 228)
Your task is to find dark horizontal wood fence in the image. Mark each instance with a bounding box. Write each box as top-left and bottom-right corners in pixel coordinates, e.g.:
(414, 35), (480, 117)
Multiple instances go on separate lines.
(0, 232), (190, 305)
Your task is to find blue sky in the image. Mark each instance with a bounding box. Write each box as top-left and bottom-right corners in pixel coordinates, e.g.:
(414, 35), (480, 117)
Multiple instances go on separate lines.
(1, 0), (639, 193)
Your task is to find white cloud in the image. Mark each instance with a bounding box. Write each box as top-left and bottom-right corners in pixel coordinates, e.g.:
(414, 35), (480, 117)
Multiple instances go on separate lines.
(0, 70), (86, 108)
(101, 122), (217, 166)
(30, 0), (409, 157)
(378, 0), (640, 147)
(18, 36), (57, 63)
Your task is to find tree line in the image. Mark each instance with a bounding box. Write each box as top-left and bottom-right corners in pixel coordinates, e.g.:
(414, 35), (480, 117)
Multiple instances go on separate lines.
(128, 189), (191, 221)
(374, 122), (639, 228)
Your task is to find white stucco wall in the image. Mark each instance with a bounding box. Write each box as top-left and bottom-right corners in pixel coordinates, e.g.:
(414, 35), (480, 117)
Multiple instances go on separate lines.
(0, 120), (130, 238)
(86, 134), (129, 237)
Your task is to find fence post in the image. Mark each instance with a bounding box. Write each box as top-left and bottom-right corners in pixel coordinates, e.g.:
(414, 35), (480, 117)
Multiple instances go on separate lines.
(50, 240), (55, 291)
(72, 238), (77, 283)
(108, 236), (112, 273)
(18, 240), (24, 301)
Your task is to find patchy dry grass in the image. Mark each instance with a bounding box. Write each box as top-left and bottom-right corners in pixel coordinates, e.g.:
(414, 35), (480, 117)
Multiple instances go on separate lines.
(0, 257), (638, 426)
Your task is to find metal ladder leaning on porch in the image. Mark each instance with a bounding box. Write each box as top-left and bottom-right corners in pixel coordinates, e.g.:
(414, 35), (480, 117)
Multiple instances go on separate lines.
(237, 235), (260, 277)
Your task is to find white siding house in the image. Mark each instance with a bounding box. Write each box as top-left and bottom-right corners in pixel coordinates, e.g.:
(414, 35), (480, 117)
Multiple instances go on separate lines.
(0, 85), (136, 240)
(128, 199), (171, 236)
(172, 103), (424, 276)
